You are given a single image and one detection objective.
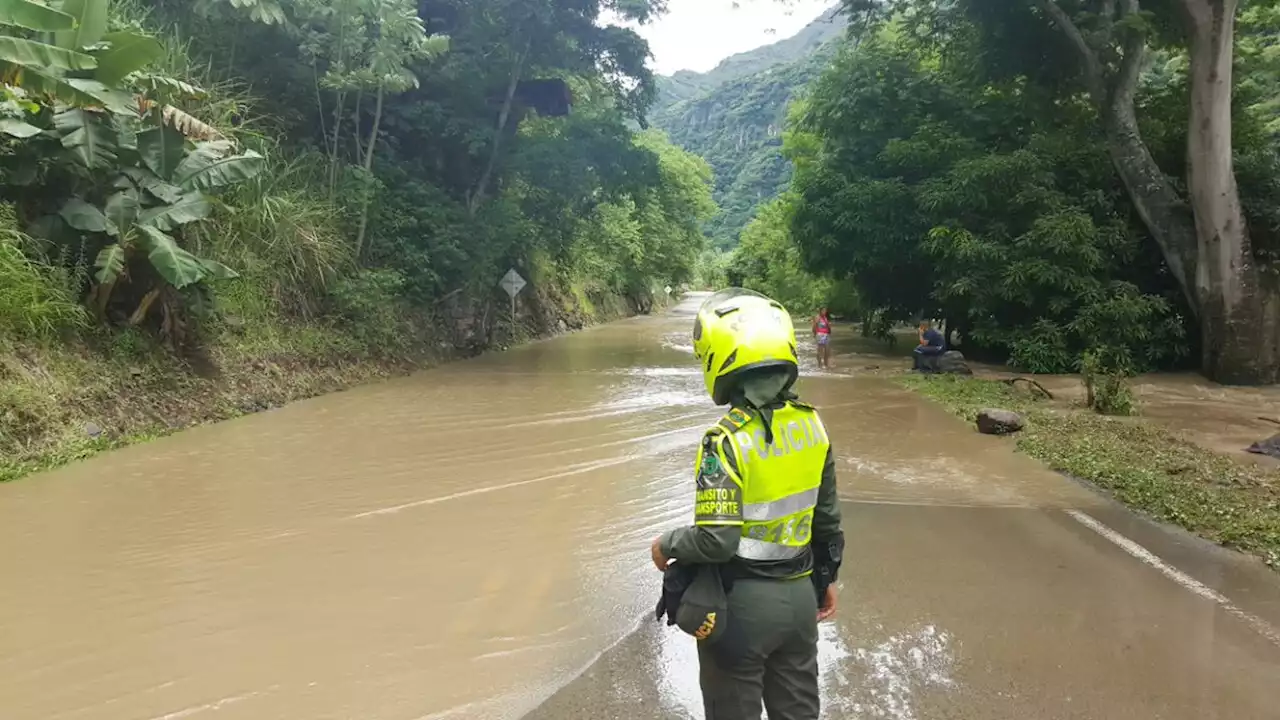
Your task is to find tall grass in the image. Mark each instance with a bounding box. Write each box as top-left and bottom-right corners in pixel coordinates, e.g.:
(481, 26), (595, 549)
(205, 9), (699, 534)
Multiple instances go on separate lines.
(189, 149), (352, 319)
(0, 206), (86, 342)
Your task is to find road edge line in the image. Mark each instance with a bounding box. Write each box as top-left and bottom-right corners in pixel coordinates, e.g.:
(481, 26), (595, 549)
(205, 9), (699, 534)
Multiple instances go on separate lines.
(1065, 509), (1280, 648)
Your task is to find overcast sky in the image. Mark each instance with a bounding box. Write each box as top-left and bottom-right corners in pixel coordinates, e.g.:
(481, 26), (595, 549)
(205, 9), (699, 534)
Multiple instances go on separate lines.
(616, 0), (837, 76)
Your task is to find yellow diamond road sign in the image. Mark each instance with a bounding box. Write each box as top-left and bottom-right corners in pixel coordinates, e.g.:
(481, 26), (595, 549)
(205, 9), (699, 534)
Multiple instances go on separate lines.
(500, 268), (527, 298)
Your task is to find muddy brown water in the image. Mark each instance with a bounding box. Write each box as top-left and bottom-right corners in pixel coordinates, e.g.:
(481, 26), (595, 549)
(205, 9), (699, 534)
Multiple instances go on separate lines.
(3, 294), (1280, 720)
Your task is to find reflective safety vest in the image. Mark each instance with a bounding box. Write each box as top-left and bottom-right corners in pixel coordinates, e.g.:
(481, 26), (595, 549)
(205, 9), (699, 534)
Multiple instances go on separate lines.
(714, 402), (830, 564)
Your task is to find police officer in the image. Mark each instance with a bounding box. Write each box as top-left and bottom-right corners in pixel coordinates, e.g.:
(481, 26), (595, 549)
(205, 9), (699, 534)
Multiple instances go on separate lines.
(650, 288), (845, 720)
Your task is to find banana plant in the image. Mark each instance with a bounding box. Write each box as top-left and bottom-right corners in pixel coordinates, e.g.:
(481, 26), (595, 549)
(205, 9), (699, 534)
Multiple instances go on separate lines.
(51, 110), (264, 320)
(0, 0), (162, 113)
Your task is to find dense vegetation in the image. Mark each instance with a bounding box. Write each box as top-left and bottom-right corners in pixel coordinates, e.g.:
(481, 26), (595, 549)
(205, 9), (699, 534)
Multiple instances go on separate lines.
(0, 0), (715, 352)
(0, 0), (716, 475)
(651, 6), (845, 249)
(732, 0), (1280, 383)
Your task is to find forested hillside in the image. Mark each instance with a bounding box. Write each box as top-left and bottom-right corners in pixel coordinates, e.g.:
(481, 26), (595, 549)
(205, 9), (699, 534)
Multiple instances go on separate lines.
(652, 5), (846, 247)
(0, 0), (714, 480)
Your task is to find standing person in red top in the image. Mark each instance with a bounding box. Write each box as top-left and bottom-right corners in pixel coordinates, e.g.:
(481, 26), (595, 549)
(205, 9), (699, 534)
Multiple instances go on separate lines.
(812, 307), (832, 369)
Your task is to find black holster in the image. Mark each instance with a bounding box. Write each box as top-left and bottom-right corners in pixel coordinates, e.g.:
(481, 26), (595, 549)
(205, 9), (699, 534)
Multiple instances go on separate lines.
(811, 532), (845, 601)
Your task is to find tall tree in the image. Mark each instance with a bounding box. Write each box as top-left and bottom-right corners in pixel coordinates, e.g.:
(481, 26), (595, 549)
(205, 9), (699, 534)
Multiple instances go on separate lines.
(845, 0), (1280, 383)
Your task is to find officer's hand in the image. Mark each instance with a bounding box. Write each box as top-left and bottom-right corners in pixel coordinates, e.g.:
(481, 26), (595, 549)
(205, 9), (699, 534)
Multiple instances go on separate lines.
(651, 536), (670, 571)
(817, 585), (837, 622)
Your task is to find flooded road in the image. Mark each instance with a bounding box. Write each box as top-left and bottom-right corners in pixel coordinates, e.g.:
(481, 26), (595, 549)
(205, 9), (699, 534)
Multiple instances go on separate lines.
(3, 294), (1280, 719)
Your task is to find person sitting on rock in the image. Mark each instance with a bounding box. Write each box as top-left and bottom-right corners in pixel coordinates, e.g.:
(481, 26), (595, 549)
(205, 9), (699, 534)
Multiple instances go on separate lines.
(913, 320), (946, 371)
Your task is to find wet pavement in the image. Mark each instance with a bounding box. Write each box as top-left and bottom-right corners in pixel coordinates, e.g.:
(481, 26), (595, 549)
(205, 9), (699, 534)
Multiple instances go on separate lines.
(2, 293), (1280, 719)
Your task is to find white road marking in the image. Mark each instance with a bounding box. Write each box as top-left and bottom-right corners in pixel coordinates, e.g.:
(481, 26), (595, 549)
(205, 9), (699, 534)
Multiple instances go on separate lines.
(1066, 509), (1280, 648)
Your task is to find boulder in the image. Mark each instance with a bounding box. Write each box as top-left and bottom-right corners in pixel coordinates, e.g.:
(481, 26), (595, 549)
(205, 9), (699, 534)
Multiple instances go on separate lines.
(917, 350), (972, 375)
(1246, 434), (1280, 459)
(976, 409), (1025, 436)
(84, 422), (104, 439)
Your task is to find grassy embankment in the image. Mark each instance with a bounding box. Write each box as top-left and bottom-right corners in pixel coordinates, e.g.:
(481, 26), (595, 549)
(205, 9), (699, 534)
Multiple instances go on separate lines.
(900, 374), (1280, 569)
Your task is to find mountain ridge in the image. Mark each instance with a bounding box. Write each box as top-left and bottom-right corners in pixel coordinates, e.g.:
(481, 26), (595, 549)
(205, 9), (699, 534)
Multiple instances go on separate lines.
(650, 6), (848, 248)
(653, 5), (846, 114)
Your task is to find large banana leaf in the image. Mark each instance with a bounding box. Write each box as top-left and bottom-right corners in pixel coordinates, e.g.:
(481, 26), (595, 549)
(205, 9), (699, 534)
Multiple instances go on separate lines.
(199, 257), (238, 281)
(105, 189), (138, 237)
(137, 224), (205, 289)
(60, 197), (110, 232)
(117, 166), (183, 204)
(113, 111), (139, 150)
(0, 36), (97, 71)
(64, 78), (137, 114)
(0, 0), (75, 31)
(130, 73), (205, 101)
(0, 117), (41, 137)
(139, 190), (211, 232)
(137, 122), (185, 179)
(93, 242), (125, 284)
(54, 107), (117, 169)
(8, 64), (135, 111)
(94, 31), (164, 87)
(55, 0), (108, 51)
(173, 142), (264, 192)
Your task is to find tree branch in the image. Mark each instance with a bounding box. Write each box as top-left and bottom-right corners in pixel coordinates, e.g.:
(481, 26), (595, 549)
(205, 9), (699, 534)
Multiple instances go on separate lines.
(1110, 0), (1146, 110)
(1035, 0), (1107, 106)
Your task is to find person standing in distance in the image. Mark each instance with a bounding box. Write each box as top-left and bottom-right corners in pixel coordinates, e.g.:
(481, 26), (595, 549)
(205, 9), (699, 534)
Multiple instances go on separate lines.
(651, 288), (845, 720)
(812, 307), (832, 369)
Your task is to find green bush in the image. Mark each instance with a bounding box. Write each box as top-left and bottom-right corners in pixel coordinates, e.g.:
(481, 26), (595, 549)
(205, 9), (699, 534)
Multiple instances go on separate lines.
(327, 269), (409, 353)
(1081, 348), (1136, 416)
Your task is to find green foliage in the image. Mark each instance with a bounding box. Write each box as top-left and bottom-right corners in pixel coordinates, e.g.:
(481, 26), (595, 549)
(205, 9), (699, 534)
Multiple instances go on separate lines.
(327, 267), (407, 352)
(788, 32), (1188, 371)
(731, 194), (849, 315)
(0, 0), (715, 362)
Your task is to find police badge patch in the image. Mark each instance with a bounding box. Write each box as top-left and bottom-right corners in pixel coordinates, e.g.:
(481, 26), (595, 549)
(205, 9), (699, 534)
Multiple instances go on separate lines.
(701, 452), (720, 476)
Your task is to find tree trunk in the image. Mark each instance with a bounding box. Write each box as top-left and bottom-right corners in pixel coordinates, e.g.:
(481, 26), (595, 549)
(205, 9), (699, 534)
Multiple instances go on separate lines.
(1184, 0), (1280, 383)
(354, 84), (385, 260)
(1038, 0), (1200, 312)
(1102, 102), (1201, 313)
(467, 42), (529, 217)
(328, 91), (346, 199)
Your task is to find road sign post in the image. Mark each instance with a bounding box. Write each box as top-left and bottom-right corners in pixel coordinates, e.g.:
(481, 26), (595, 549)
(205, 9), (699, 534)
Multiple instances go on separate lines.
(499, 268), (527, 334)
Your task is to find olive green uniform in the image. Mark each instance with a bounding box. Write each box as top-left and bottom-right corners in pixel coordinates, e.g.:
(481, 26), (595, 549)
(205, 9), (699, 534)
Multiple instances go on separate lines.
(659, 404), (843, 720)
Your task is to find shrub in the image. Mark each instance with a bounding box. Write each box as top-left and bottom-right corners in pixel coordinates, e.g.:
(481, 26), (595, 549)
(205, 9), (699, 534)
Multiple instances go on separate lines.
(1082, 347), (1136, 416)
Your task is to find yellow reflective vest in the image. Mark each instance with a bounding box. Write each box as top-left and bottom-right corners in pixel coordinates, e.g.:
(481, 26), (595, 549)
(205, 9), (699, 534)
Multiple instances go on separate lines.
(693, 401), (831, 573)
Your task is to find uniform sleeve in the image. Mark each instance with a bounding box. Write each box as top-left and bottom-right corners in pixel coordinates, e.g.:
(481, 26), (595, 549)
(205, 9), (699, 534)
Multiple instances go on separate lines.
(812, 446), (845, 581)
(813, 446), (842, 540)
(659, 431), (742, 564)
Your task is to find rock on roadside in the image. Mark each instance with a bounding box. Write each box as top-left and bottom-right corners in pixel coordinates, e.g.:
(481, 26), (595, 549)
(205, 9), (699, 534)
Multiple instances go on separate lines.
(917, 350), (973, 375)
(1246, 434), (1280, 459)
(977, 409), (1025, 436)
